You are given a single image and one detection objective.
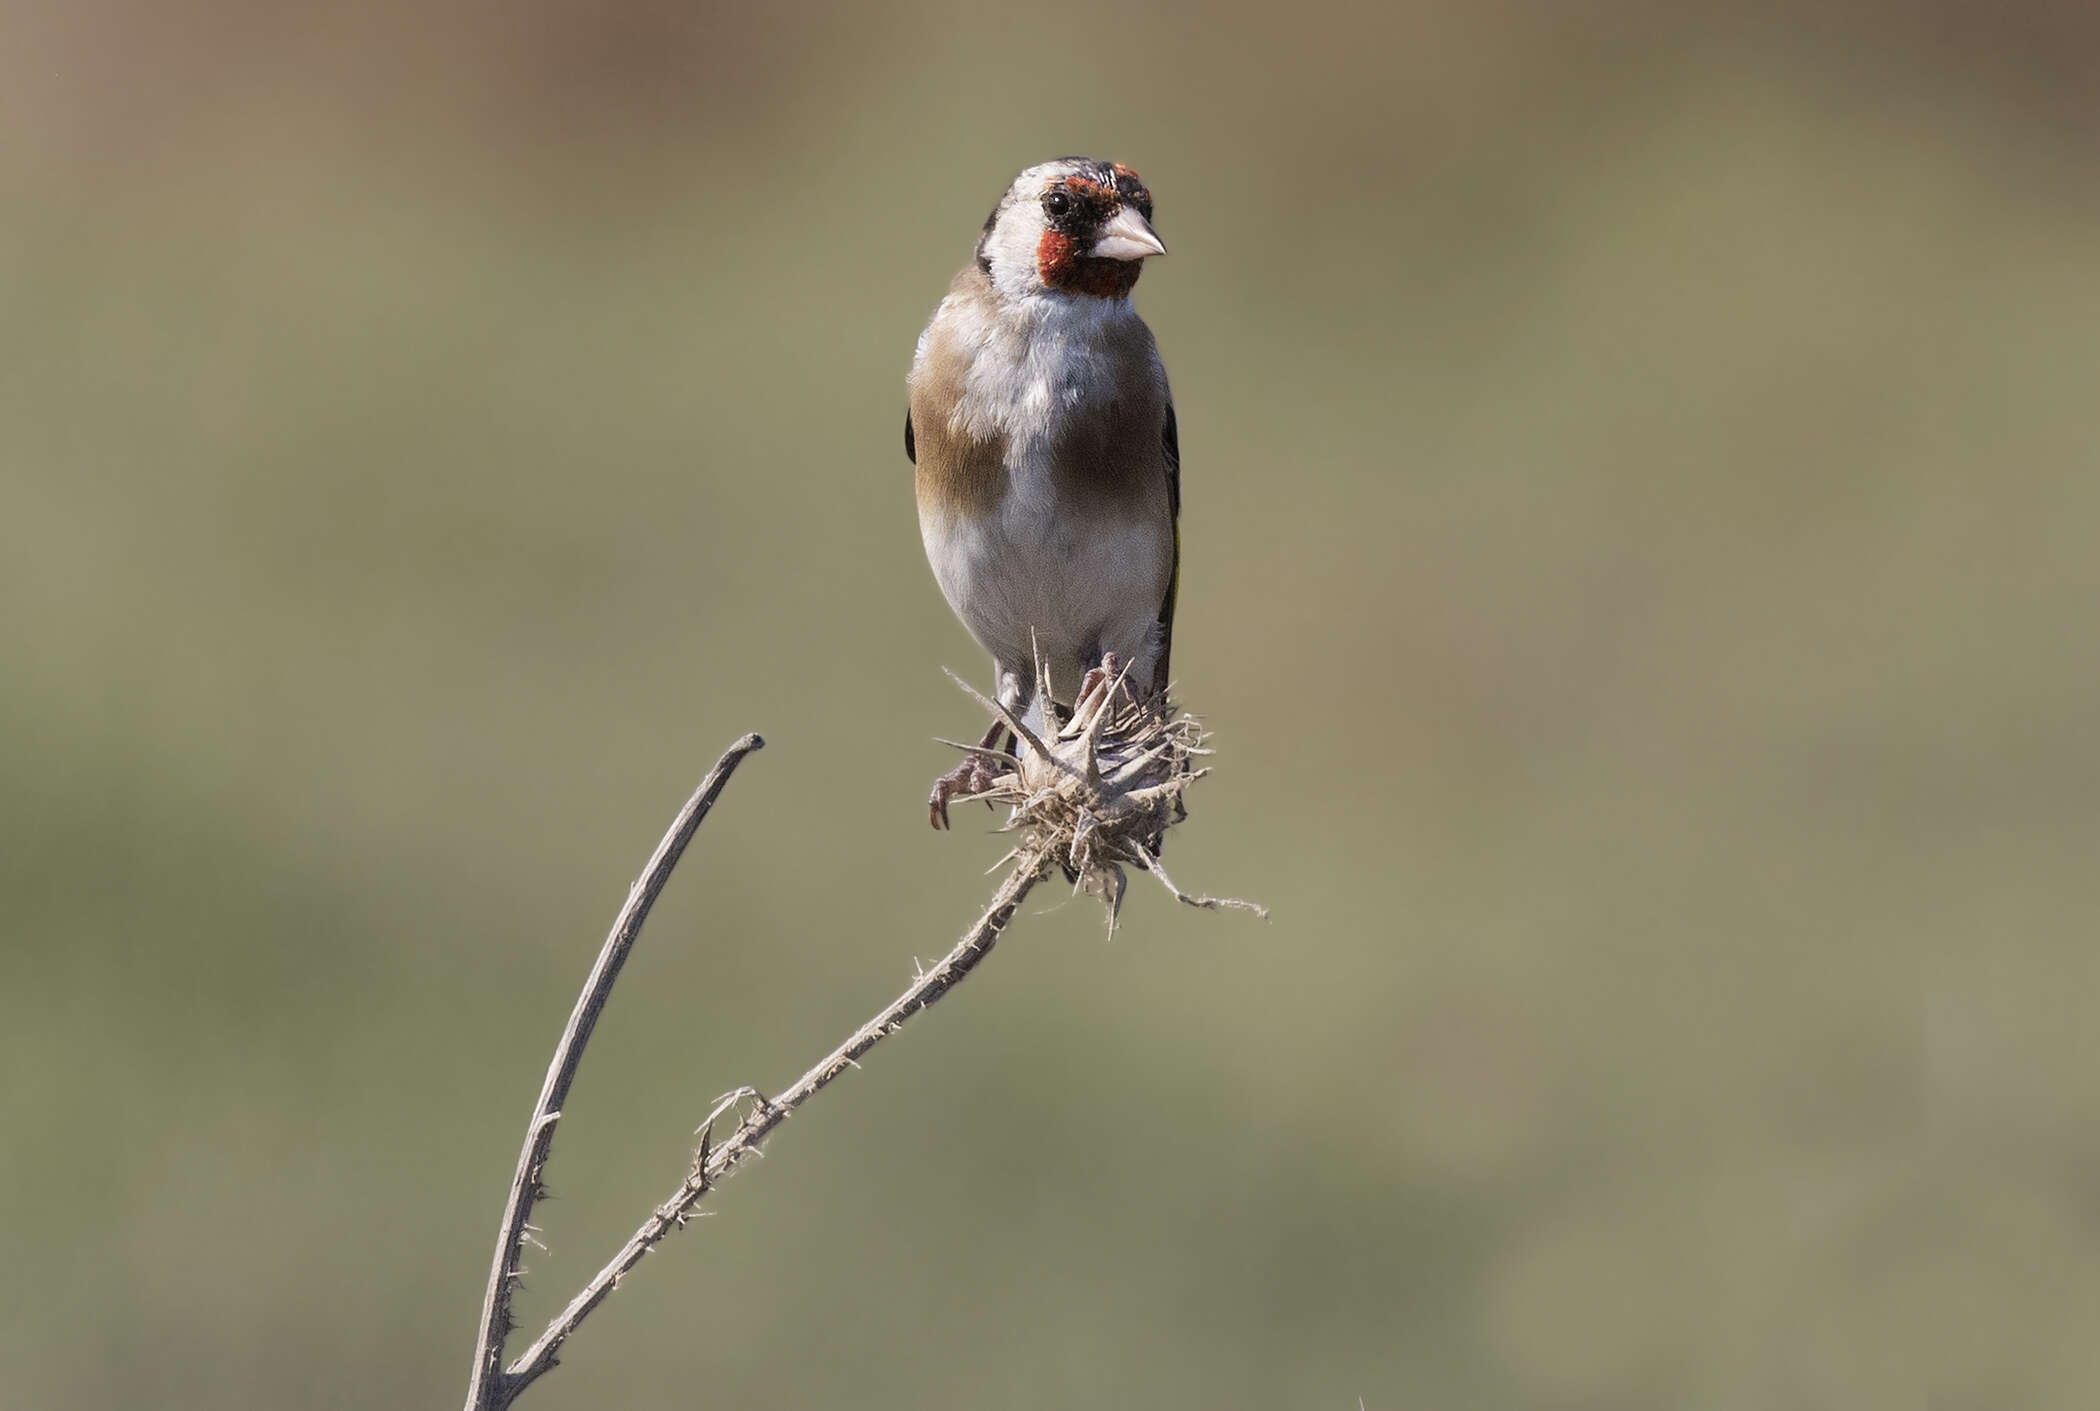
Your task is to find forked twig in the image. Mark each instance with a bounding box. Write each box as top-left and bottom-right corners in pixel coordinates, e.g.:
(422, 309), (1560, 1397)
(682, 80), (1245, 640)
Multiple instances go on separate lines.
(464, 733), (766, 1411)
(466, 678), (1252, 1408)
(463, 730), (1051, 1410)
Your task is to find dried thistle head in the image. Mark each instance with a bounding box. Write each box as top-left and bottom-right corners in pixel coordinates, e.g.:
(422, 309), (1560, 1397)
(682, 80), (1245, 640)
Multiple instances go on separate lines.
(945, 661), (1265, 931)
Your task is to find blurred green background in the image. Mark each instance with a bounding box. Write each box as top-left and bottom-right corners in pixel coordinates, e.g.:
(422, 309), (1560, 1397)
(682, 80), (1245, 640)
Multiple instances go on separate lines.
(5, 2), (2099, 1407)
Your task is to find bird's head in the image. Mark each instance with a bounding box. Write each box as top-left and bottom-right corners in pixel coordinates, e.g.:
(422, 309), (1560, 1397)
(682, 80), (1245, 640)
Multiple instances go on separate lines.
(975, 157), (1165, 303)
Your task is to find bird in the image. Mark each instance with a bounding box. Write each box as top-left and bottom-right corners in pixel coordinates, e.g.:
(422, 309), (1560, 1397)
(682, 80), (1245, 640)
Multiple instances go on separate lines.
(904, 156), (1180, 829)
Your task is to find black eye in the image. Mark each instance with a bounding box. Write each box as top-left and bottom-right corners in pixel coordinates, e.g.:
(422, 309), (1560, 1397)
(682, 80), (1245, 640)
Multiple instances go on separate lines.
(1043, 190), (1073, 219)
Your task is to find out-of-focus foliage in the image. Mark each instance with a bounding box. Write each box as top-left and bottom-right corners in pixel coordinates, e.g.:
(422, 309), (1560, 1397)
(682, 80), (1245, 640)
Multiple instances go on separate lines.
(4, 3), (2097, 1407)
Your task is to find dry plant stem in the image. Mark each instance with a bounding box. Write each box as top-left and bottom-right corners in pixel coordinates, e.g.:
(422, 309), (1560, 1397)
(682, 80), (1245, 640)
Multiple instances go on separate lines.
(468, 803), (1051, 1411)
(496, 856), (1046, 1401)
(464, 733), (766, 1411)
(468, 679), (1242, 1409)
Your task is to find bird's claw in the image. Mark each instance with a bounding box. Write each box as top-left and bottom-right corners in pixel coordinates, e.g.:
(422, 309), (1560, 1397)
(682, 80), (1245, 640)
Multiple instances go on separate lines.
(927, 756), (1004, 830)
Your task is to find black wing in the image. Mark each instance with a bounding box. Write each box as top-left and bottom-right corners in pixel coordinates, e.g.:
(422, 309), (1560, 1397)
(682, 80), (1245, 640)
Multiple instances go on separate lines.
(1153, 400), (1181, 698)
(904, 409), (916, 464)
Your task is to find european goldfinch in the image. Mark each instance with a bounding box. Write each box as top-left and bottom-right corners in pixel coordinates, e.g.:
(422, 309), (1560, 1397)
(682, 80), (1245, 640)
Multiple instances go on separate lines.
(905, 157), (1179, 829)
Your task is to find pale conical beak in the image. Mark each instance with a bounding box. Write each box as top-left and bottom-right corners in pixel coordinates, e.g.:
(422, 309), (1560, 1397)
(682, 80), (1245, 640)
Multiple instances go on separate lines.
(1087, 207), (1167, 261)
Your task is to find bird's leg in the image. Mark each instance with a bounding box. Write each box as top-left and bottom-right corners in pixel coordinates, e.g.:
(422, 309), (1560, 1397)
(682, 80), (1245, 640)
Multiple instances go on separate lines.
(1072, 651), (1124, 721)
(927, 666), (1031, 830)
(927, 717), (1009, 830)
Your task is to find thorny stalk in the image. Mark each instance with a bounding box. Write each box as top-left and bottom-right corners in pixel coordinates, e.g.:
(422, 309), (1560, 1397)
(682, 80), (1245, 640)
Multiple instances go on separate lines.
(464, 733), (765, 1411)
(466, 685), (1255, 1409)
(464, 732), (1051, 1411)
(486, 859), (1047, 1407)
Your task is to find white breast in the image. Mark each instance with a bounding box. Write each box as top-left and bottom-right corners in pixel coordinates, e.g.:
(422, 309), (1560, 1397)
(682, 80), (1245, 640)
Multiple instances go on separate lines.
(915, 291), (1170, 693)
(938, 290), (1136, 451)
(920, 489), (1166, 692)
